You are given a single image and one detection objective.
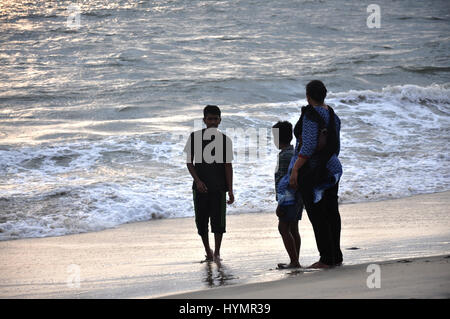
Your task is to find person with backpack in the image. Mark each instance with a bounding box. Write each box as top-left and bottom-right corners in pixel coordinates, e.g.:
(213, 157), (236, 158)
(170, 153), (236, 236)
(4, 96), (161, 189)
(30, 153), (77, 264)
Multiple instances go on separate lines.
(289, 80), (343, 269)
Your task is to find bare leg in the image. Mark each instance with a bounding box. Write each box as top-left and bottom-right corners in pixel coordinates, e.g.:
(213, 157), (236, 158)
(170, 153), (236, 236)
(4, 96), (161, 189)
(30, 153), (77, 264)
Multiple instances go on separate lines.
(278, 221), (300, 267)
(214, 233), (223, 261)
(201, 234), (214, 261)
(289, 222), (301, 261)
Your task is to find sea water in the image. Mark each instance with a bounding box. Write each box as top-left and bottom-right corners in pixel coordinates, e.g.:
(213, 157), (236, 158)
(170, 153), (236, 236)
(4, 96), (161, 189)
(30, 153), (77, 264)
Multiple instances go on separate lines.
(1, 0), (449, 240)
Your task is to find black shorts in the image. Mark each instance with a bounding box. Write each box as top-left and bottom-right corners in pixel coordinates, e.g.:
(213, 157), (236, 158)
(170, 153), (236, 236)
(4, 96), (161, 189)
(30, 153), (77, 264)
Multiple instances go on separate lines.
(278, 192), (303, 223)
(193, 190), (226, 236)
(278, 203), (303, 223)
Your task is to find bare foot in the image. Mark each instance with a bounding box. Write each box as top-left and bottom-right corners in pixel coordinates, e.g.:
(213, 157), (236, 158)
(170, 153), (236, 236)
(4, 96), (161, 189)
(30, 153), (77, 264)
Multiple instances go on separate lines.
(213, 253), (222, 262)
(308, 261), (331, 269)
(203, 249), (214, 262)
(277, 262), (301, 269)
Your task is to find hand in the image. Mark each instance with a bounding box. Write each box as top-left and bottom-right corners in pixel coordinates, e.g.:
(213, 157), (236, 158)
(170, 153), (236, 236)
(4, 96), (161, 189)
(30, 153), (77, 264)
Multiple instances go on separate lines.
(227, 191), (234, 204)
(276, 205), (285, 217)
(195, 179), (208, 193)
(289, 170), (298, 190)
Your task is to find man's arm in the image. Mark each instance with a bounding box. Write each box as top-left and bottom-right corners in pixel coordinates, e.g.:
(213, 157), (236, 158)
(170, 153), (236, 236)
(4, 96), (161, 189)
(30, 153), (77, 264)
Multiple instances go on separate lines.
(289, 156), (308, 190)
(224, 163), (234, 204)
(186, 163), (208, 193)
(289, 114), (314, 189)
(185, 133), (208, 193)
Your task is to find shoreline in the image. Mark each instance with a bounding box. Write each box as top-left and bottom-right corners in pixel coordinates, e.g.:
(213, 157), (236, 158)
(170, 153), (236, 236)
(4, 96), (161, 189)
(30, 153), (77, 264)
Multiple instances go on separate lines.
(161, 254), (450, 299)
(159, 255), (450, 299)
(2, 189), (450, 243)
(1, 189), (449, 243)
(0, 190), (449, 299)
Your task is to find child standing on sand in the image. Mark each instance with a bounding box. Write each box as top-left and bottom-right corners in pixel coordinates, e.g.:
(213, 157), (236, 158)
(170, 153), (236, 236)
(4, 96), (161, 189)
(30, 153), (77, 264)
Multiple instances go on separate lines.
(184, 105), (234, 262)
(272, 121), (303, 269)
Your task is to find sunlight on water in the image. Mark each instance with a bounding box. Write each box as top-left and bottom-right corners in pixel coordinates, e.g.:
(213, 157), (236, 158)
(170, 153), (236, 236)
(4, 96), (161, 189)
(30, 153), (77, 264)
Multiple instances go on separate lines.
(0, 0), (449, 240)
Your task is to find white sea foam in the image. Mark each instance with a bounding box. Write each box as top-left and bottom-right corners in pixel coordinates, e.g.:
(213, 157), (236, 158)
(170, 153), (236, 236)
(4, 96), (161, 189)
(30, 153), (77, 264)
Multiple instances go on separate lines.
(1, 84), (449, 240)
(1, 0), (450, 241)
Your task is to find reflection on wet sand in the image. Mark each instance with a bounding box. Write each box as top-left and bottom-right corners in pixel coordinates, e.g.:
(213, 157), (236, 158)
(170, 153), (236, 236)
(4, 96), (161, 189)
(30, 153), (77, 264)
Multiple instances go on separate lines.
(203, 261), (238, 288)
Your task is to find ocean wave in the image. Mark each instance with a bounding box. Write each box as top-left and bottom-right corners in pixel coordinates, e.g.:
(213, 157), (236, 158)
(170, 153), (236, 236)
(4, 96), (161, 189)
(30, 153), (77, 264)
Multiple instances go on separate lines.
(397, 16), (447, 21)
(0, 182), (170, 241)
(1, 88), (450, 241)
(397, 66), (450, 75)
(329, 83), (450, 106)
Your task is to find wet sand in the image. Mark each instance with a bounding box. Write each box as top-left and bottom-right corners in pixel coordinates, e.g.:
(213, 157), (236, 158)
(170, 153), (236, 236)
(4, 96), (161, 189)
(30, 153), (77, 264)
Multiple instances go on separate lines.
(165, 255), (450, 299)
(0, 191), (449, 299)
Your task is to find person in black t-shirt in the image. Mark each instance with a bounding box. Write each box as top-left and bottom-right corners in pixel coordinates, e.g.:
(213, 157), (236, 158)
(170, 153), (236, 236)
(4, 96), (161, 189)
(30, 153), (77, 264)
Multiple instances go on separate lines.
(184, 105), (234, 262)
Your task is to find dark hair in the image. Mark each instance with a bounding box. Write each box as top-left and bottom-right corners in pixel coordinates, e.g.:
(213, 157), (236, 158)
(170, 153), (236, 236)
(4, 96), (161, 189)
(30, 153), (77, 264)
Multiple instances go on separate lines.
(306, 80), (327, 103)
(203, 105), (221, 117)
(272, 121), (293, 145)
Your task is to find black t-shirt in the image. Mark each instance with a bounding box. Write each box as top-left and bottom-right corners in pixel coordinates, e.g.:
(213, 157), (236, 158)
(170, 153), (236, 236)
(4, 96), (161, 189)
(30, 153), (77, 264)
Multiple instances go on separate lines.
(184, 128), (233, 192)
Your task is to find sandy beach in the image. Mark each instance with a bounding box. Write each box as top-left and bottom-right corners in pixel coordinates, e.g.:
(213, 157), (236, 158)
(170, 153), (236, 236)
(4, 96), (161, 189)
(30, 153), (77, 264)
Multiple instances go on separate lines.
(166, 255), (450, 299)
(0, 191), (449, 299)
(1, 0), (449, 304)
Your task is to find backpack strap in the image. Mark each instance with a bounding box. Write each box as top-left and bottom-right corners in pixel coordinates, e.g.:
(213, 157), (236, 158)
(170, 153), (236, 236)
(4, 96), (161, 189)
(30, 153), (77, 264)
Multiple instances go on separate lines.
(293, 106), (307, 139)
(321, 105), (338, 156)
